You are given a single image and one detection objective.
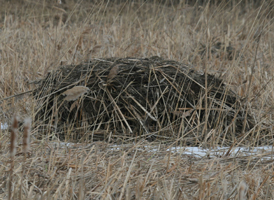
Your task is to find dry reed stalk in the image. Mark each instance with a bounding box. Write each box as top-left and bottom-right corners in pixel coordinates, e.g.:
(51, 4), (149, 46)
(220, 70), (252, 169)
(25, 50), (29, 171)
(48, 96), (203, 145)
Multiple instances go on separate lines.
(10, 116), (18, 157)
(62, 86), (90, 101)
(118, 150), (137, 200)
(23, 118), (31, 153)
(20, 117), (32, 200)
(9, 116), (18, 200)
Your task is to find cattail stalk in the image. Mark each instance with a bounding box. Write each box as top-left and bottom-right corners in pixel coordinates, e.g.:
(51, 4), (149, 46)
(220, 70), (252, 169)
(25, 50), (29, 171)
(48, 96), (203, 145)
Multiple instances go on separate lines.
(9, 116), (18, 200)
(10, 116), (18, 157)
(20, 117), (32, 200)
(23, 118), (31, 153)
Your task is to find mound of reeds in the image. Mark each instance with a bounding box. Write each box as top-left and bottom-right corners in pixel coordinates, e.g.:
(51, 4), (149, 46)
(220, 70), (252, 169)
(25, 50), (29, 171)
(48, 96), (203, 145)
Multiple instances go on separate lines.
(33, 56), (255, 144)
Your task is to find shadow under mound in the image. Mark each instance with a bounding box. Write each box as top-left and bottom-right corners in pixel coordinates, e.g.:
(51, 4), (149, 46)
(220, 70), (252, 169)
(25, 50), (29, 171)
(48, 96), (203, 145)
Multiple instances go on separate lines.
(33, 56), (255, 145)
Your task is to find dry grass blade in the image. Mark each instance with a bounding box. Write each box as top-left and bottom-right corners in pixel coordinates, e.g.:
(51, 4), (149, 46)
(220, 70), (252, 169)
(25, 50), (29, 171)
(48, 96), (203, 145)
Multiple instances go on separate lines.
(118, 150), (137, 200)
(106, 89), (133, 133)
(23, 118), (31, 153)
(128, 94), (157, 121)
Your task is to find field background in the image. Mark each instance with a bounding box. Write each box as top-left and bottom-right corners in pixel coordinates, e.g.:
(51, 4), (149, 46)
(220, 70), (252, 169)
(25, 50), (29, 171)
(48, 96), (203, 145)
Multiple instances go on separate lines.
(0, 0), (274, 199)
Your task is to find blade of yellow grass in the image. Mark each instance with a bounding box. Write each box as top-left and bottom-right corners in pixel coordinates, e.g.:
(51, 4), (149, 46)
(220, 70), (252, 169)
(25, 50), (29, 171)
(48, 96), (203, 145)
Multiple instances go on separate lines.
(118, 150), (137, 200)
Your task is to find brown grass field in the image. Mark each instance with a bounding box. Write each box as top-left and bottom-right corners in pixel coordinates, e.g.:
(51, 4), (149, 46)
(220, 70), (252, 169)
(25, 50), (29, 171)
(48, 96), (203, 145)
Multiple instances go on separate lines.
(0, 0), (274, 199)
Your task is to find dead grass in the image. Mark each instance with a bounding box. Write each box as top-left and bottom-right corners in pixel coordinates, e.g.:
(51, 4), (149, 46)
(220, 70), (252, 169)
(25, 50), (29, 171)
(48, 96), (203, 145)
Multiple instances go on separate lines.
(0, 0), (274, 199)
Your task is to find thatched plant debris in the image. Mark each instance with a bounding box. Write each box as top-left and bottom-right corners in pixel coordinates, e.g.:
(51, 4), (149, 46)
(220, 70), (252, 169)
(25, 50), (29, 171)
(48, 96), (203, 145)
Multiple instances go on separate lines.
(34, 56), (255, 144)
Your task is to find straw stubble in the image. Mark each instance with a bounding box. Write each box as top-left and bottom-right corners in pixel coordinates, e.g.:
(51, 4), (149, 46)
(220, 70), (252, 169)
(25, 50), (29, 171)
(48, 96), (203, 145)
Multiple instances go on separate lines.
(23, 118), (31, 153)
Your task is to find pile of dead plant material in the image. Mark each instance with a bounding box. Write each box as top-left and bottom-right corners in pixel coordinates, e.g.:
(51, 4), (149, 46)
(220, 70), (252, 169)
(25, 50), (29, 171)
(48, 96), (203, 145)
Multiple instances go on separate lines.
(33, 56), (256, 144)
